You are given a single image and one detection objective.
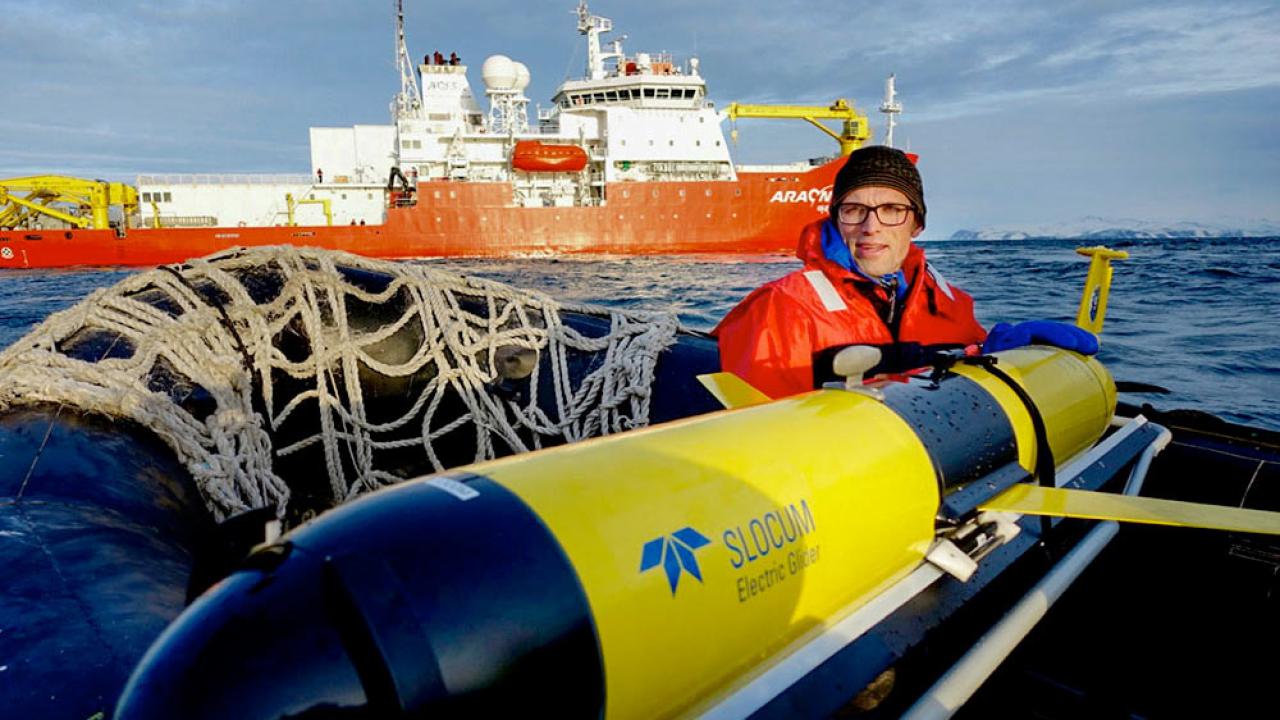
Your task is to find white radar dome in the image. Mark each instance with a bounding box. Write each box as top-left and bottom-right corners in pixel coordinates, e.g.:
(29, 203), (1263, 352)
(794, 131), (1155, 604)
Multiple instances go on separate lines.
(481, 55), (518, 91)
(513, 62), (531, 92)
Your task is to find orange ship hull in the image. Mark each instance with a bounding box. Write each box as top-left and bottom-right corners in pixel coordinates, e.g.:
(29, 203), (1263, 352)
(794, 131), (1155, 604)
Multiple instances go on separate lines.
(0, 160), (840, 269)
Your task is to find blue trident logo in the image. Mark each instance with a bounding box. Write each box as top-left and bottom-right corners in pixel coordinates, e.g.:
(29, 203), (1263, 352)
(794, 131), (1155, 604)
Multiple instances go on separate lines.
(640, 527), (712, 595)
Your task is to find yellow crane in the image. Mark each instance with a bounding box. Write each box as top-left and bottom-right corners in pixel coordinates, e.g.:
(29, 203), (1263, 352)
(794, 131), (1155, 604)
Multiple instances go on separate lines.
(0, 176), (138, 230)
(723, 99), (871, 156)
(285, 193), (334, 227)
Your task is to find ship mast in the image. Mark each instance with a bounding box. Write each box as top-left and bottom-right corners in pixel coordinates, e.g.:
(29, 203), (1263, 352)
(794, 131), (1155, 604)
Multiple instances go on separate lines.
(393, 0), (423, 120)
(879, 74), (902, 148)
(577, 1), (621, 80)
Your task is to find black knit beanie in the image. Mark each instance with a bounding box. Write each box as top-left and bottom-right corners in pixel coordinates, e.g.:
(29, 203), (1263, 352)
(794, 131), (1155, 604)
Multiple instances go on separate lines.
(830, 146), (926, 229)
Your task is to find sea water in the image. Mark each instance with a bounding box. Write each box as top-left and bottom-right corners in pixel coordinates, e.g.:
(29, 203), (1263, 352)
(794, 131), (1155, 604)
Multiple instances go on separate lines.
(1, 237), (1276, 430)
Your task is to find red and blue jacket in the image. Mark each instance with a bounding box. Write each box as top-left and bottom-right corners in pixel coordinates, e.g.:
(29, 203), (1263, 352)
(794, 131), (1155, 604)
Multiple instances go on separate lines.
(714, 220), (987, 398)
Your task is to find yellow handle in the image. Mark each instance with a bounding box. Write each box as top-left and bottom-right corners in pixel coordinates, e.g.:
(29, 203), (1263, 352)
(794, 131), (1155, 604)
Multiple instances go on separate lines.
(1074, 246), (1129, 334)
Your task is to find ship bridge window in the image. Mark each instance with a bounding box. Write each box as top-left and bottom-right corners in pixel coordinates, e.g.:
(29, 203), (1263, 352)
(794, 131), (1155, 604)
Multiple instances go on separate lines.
(606, 91), (618, 101)
(592, 92), (605, 102)
(656, 88), (670, 98)
(644, 88), (655, 98)
(141, 192), (151, 202)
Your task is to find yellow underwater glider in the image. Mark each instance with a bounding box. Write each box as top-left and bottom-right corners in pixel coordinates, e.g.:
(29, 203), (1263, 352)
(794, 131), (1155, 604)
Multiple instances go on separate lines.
(100, 246), (1280, 719)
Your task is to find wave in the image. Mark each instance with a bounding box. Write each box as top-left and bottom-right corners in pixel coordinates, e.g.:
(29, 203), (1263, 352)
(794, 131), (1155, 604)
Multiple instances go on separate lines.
(1199, 267), (1248, 279)
(3, 237), (1279, 430)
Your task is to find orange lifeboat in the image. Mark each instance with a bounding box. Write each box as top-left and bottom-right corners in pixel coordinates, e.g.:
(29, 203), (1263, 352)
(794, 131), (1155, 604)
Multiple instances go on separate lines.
(511, 141), (589, 173)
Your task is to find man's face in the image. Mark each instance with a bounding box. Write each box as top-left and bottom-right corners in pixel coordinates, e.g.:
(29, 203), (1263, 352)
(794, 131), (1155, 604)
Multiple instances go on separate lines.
(835, 185), (922, 278)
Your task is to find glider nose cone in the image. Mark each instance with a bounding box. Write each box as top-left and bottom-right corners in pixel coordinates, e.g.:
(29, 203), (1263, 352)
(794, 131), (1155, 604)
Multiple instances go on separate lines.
(116, 546), (370, 719)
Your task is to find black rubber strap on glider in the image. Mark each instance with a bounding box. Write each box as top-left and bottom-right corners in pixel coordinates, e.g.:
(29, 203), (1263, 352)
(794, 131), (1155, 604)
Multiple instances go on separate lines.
(929, 352), (1057, 537)
(929, 352), (1056, 487)
(978, 360), (1055, 487)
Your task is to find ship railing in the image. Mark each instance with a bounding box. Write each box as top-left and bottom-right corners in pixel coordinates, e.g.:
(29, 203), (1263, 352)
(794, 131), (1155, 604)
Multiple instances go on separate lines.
(734, 162), (818, 173)
(139, 215), (219, 228)
(137, 174), (315, 187)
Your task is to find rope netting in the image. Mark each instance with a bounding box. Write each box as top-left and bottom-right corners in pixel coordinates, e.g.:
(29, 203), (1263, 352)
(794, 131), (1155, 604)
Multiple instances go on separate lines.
(0, 246), (680, 523)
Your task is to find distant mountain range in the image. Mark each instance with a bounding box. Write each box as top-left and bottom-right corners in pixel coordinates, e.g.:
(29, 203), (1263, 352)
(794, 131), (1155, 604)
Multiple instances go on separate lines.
(944, 216), (1280, 241)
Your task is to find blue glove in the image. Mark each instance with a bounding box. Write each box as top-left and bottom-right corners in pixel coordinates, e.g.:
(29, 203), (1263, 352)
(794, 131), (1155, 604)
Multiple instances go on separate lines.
(982, 320), (1099, 355)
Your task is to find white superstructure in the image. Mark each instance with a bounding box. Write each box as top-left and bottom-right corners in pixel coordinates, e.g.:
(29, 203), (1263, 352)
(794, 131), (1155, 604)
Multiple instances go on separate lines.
(136, 174), (386, 228)
(313, 1), (736, 207)
(139, 2), (751, 225)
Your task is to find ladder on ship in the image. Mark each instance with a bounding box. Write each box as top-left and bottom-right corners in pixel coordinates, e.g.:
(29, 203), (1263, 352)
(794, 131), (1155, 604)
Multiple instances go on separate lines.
(0, 175), (139, 230)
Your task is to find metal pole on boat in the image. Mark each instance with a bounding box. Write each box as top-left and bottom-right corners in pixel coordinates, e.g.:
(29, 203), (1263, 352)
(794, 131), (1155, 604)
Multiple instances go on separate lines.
(901, 422), (1173, 719)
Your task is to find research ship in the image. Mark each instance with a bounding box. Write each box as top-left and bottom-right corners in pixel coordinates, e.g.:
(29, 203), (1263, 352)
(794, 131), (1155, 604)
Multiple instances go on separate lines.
(0, 1), (904, 270)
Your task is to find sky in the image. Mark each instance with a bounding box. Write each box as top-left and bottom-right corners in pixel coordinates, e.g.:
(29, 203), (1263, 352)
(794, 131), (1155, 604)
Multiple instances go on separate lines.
(3, 0), (1278, 238)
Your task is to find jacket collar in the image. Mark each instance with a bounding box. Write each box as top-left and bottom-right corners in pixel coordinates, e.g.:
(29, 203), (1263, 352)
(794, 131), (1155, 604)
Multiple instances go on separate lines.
(796, 218), (926, 285)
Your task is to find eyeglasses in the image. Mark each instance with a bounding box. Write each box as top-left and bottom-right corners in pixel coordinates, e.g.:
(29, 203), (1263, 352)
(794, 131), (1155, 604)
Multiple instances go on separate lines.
(835, 203), (914, 226)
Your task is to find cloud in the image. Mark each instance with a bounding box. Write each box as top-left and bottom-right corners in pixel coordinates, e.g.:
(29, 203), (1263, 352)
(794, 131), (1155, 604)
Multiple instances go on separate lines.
(909, 1), (1280, 118)
(1086, 4), (1280, 97)
(1, 0), (1275, 229)
(657, 0), (1279, 123)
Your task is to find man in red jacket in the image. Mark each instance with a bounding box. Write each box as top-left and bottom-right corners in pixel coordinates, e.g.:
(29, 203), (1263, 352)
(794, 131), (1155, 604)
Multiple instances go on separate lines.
(714, 146), (987, 398)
